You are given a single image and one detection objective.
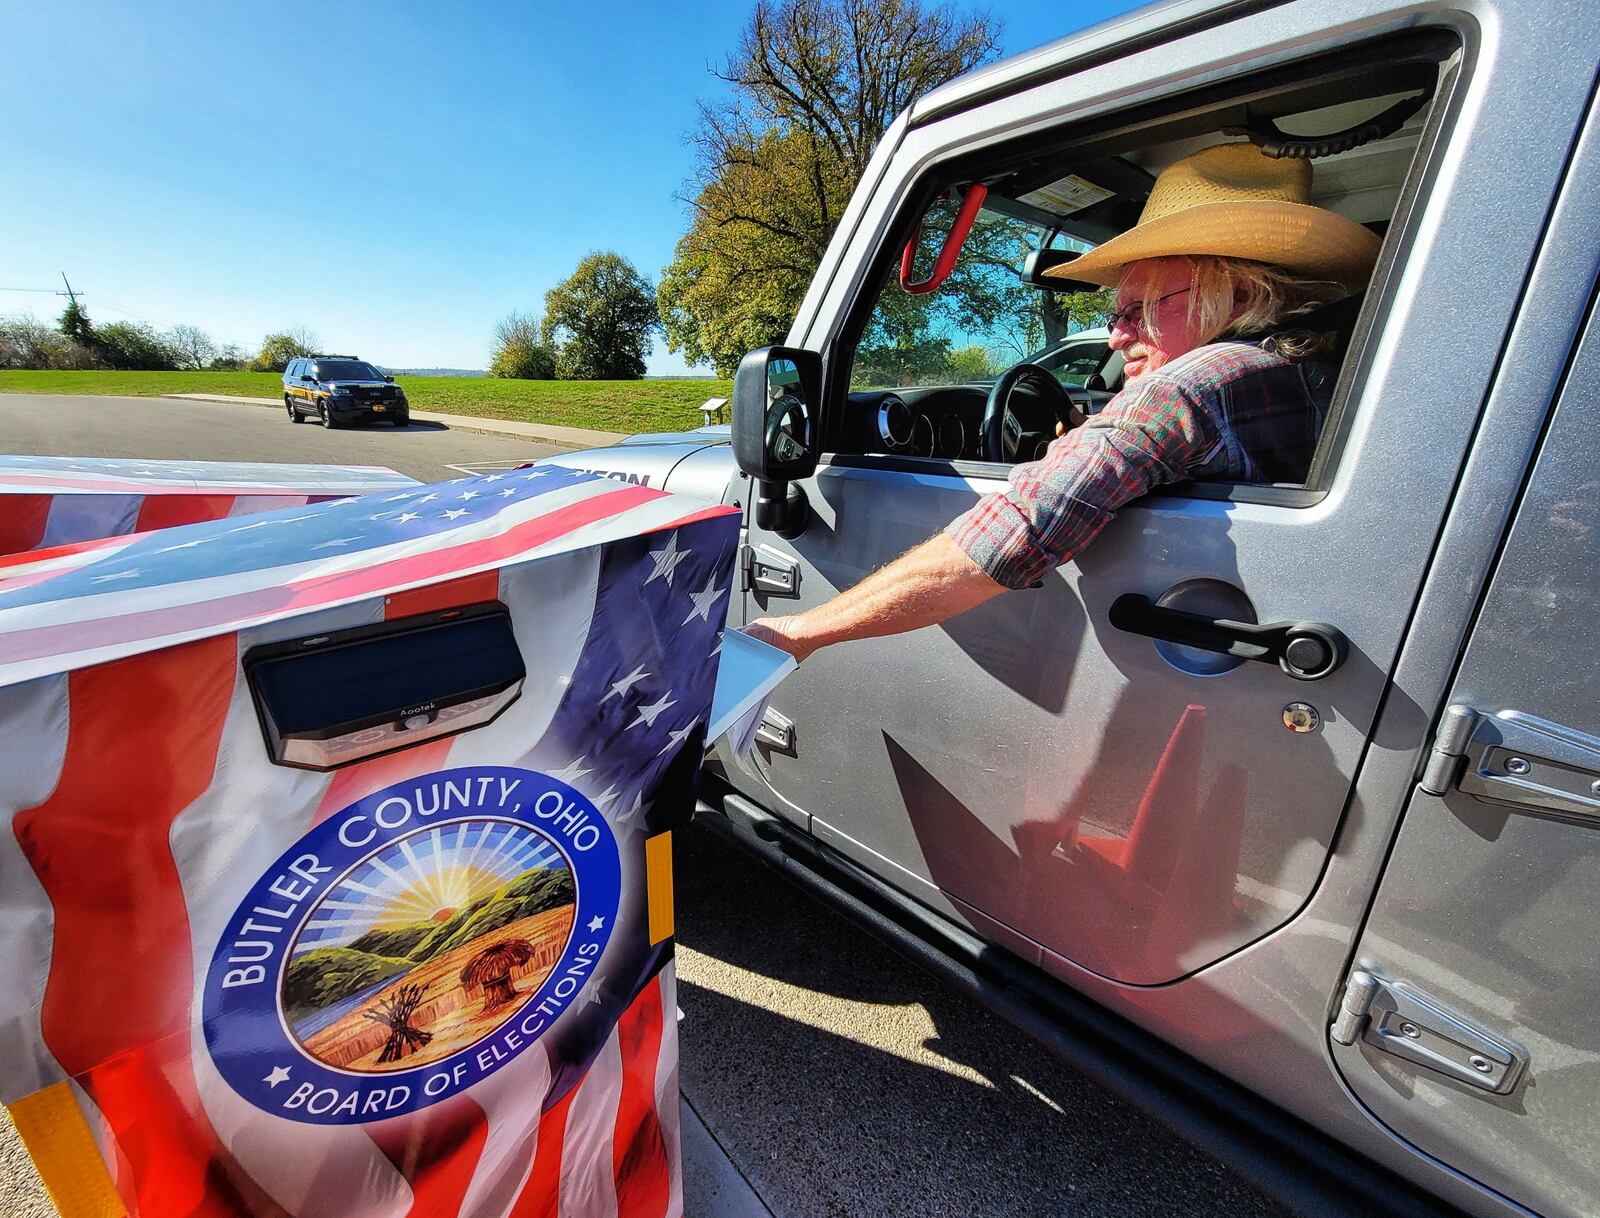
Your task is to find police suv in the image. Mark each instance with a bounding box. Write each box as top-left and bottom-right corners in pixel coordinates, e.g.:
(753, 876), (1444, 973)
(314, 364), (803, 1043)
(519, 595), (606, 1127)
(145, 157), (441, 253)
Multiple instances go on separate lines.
(283, 356), (410, 429)
(547, 2), (1599, 1214)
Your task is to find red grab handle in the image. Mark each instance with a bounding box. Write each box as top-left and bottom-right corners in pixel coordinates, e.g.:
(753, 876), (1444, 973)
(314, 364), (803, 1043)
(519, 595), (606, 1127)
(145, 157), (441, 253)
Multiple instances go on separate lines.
(899, 184), (988, 296)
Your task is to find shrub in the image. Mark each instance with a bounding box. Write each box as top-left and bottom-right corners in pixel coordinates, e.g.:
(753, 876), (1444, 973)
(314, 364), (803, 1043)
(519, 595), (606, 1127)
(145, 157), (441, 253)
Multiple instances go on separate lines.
(251, 328), (320, 373)
(488, 311), (556, 379)
(95, 321), (179, 371)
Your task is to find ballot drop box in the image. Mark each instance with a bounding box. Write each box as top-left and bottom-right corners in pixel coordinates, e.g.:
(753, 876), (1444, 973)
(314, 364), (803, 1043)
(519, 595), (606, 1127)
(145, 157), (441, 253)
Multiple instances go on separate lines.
(0, 455), (419, 557)
(0, 466), (739, 1218)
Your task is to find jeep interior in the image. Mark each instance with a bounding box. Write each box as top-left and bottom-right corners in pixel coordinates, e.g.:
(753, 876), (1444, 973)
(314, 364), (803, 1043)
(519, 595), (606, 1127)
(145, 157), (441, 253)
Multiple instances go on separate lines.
(836, 36), (1455, 486)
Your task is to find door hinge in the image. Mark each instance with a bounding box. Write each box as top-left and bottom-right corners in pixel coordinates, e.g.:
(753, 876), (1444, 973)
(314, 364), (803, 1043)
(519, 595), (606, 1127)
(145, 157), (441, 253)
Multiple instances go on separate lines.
(1331, 969), (1528, 1094)
(1418, 704), (1478, 794)
(1420, 704), (1600, 823)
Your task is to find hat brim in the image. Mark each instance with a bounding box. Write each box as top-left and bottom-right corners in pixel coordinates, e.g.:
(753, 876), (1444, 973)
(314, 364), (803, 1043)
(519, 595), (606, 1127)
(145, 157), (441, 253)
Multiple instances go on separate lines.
(1042, 200), (1381, 291)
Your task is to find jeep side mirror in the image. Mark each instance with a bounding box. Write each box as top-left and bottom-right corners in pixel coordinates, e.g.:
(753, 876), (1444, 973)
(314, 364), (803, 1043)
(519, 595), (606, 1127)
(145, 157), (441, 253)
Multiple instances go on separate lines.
(733, 346), (821, 539)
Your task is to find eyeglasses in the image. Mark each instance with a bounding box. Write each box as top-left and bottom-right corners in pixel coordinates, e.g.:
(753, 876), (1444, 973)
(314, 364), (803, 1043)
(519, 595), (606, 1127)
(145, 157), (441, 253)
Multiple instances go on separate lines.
(1108, 287), (1192, 332)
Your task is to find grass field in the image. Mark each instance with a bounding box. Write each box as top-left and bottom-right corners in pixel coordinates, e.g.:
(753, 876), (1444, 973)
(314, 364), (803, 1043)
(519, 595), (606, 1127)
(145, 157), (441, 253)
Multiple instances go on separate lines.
(0, 370), (733, 434)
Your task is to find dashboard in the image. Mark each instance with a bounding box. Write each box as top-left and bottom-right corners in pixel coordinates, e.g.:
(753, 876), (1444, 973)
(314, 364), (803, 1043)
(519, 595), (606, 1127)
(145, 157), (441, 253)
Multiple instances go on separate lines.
(845, 386), (990, 461)
(844, 379), (1114, 464)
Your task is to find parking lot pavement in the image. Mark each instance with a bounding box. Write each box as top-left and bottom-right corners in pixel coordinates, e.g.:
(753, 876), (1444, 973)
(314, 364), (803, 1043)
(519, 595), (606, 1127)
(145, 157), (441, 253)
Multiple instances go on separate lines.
(674, 821), (1290, 1218)
(0, 393), (566, 483)
(0, 1111), (49, 1218)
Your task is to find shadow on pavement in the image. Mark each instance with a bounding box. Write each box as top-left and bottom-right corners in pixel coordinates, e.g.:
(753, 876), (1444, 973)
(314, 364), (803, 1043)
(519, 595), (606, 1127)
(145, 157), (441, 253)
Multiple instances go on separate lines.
(333, 419), (450, 433)
(674, 820), (1287, 1218)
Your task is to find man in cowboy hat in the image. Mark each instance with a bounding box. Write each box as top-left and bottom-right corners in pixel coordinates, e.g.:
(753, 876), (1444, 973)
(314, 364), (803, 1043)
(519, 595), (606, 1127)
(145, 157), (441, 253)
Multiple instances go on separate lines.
(747, 142), (1380, 663)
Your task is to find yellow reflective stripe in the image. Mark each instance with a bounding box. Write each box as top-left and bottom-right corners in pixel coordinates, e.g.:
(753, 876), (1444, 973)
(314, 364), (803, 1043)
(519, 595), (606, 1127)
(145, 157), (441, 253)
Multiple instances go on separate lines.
(6, 1082), (126, 1218)
(645, 830), (675, 945)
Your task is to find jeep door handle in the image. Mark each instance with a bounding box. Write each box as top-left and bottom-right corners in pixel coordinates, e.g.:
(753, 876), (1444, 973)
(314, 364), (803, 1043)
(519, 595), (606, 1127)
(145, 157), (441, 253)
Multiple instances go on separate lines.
(1109, 594), (1347, 681)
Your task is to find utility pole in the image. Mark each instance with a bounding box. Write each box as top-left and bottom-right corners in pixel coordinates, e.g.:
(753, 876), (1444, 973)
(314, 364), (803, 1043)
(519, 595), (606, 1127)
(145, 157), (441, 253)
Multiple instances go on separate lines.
(59, 273), (80, 306)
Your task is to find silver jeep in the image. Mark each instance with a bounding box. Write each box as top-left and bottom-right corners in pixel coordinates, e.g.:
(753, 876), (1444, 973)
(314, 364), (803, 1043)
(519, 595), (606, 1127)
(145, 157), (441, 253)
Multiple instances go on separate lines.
(548, 1), (1600, 1213)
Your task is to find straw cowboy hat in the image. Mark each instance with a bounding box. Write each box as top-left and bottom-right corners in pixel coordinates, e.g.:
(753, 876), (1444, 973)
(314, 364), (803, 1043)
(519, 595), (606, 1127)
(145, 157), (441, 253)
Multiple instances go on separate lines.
(1044, 142), (1381, 290)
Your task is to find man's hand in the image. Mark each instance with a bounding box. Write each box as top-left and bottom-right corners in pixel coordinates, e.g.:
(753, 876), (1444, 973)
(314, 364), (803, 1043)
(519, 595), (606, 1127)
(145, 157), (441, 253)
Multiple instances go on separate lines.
(744, 617), (816, 665)
(738, 535), (1005, 664)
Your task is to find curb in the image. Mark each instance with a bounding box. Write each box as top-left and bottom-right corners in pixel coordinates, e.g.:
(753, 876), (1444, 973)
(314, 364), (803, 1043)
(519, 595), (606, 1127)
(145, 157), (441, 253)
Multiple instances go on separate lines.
(162, 394), (628, 451)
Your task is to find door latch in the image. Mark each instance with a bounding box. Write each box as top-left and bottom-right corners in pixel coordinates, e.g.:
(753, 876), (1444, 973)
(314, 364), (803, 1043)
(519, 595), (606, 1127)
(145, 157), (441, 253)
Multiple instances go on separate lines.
(1332, 970), (1528, 1094)
(1109, 594), (1346, 680)
(1420, 705), (1600, 824)
(742, 542), (800, 597)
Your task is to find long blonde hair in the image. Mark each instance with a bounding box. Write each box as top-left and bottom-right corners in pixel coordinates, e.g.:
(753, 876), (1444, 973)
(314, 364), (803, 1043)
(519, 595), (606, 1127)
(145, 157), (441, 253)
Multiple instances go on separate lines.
(1125, 256), (1348, 360)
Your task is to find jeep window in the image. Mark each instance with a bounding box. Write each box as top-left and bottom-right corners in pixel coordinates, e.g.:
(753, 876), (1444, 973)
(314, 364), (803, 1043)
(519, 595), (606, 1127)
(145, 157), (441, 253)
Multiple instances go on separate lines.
(1035, 338), (1113, 388)
(850, 199), (1100, 392)
(312, 360), (381, 381)
(831, 39), (1450, 485)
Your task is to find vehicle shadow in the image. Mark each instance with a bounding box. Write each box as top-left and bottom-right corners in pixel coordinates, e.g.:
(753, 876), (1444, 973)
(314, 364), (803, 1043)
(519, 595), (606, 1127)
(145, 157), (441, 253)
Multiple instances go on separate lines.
(674, 820), (1288, 1218)
(351, 420), (450, 433)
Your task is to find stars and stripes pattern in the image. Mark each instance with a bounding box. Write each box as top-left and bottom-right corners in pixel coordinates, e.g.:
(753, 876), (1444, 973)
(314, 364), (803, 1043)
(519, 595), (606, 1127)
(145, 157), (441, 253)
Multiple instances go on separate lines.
(0, 465), (733, 688)
(0, 468), (740, 1217)
(0, 455), (419, 558)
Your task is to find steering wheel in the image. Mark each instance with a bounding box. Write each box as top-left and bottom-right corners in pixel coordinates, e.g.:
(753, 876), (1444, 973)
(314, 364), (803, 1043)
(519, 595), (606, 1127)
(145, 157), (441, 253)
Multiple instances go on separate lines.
(982, 362), (1089, 463)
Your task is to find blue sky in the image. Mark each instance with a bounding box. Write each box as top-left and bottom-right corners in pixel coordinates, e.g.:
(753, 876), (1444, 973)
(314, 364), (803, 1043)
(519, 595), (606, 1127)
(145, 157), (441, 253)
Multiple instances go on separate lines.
(1, 1), (1143, 373)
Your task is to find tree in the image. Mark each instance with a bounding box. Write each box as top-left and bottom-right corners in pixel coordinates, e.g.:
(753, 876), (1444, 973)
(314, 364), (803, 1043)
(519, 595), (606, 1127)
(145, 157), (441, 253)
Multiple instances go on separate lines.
(659, 0), (1000, 375)
(946, 345), (993, 381)
(58, 299), (95, 348)
(488, 311), (556, 379)
(659, 126), (850, 376)
(541, 252), (659, 379)
(251, 327), (320, 373)
(95, 321), (178, 370)
(1, 314), (87, 370)
(166, 324), (217, 370)
(209, 343), (249, 371)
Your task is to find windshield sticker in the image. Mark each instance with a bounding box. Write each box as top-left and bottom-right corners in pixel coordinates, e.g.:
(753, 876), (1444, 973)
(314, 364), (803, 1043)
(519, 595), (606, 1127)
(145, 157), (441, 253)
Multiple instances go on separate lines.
(202, 766), (621, 1124)
(1020, 175), (1115, 215)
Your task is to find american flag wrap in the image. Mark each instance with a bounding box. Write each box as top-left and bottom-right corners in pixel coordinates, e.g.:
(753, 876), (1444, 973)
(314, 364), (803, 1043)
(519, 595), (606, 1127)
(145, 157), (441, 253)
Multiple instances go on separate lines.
(0, 455), (420, 558)
(0, 465), (741, 1218)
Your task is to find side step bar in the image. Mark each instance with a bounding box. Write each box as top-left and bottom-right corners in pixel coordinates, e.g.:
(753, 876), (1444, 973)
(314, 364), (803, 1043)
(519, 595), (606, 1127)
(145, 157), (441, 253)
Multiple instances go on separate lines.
(698, 787), (1469, 1218)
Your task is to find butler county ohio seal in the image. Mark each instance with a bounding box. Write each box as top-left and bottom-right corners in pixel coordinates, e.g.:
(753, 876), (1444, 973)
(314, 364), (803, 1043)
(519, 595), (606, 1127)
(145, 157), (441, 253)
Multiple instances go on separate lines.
(203, 765), (621, 1124)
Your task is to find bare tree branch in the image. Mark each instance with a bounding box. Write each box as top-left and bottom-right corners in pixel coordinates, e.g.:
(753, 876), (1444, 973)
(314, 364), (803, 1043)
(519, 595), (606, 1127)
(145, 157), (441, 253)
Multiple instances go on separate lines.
(662, 0), (1002, 375)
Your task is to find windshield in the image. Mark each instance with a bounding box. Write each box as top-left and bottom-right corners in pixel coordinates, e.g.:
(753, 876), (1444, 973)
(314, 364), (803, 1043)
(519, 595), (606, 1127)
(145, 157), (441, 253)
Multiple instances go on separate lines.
(314, 361), (383, 381)
(1035, 338), (1110, 388)
(850, 194), (1111, 390)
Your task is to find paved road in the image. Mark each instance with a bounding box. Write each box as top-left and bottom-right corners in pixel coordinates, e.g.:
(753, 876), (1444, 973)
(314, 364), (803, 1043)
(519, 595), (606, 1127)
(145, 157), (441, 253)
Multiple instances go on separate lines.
(0, 393), (1287, 1217)
(676, 823), (1285, 1218)
(0, 393), (565, 482)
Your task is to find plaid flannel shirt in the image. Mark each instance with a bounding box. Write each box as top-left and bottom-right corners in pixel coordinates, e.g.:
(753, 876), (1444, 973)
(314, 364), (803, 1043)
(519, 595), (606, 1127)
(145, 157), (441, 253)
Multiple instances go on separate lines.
(947, 341), (1333, 589)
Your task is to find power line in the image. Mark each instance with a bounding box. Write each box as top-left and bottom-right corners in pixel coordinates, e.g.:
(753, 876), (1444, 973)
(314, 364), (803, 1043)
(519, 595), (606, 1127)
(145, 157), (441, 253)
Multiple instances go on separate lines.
(82, 293), (170, 328)
(1, 280), (173, 328)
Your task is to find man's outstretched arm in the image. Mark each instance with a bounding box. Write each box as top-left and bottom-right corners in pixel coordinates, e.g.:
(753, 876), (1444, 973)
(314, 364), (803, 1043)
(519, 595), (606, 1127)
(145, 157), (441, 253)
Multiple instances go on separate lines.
(744, 533), (1005, 664)
(740, 387), (1211, 664)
